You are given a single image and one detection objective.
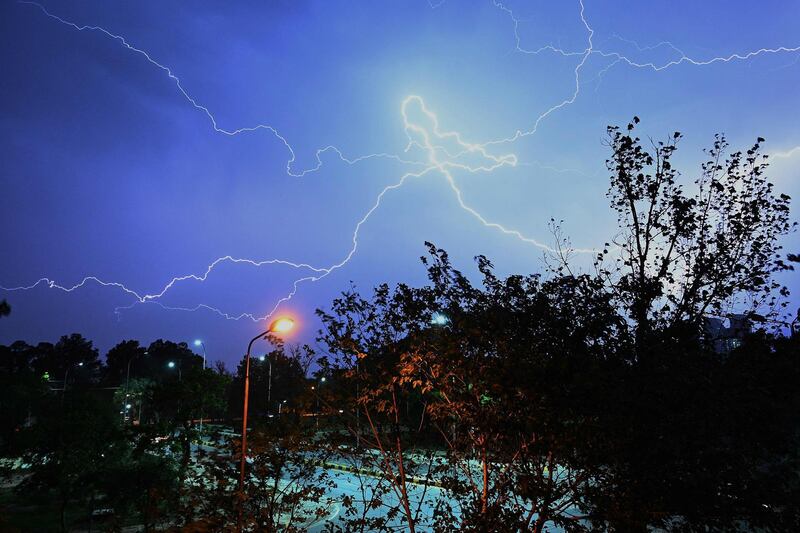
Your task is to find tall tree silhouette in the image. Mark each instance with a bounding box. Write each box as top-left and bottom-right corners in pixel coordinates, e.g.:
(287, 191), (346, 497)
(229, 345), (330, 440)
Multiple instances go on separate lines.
(597, 119), (793, 354)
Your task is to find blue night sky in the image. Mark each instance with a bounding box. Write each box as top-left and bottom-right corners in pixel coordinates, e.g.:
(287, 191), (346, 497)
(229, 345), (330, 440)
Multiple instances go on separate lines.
(1, 1), (798, 367)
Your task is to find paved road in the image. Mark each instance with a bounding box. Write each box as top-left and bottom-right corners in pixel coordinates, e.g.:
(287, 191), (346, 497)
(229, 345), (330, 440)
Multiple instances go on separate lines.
(305, 465), (446, 532)
(188, 437), (577, 531)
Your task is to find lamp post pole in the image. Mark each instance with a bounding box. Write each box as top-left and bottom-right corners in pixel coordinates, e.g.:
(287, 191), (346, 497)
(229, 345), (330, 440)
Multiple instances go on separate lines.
(315, 377), (326, 429)
(356, 359), (360, 448)
(123, 354), (138, 424)
(168, 360), (182, 381)
(259, 354), (273, 415)
(194, 340), (207, 369)
(237, 317), (294, 532)
(61, 362), (83, 409)
(268, 356), (272, 413)
(124, 351), (146, 402)
(125, 356), (135, 393)
(194, 340), (207, 430)
(238, 332), (263, 532)
(63, 362), (84, 393)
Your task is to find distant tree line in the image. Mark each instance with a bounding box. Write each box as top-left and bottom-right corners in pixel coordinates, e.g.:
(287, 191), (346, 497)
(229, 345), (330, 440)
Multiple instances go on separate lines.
(0, 333), (316, 531)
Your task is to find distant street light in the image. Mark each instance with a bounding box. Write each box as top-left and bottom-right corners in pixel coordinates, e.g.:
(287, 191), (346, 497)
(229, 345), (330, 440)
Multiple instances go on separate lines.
(63, 361), (85, 394)
(193, 340), (209, 430)
(123, 350), (147, 424)
(60, 361), (87, 408)
(430, 312), (455, 440)
(194, 339), (207, 369)
(315, 377), (326, 428)
(431, 312), (450, 326)
(238, 317), (295, 531)
(167, 360), (181, 381)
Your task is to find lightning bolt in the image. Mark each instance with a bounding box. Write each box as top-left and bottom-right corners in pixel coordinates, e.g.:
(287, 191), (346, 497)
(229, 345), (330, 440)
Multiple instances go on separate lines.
(3, 0), (581, 322)
(4, 0), (798, 322)
(5, 1), (441, 321)
(485, 0), (596, 146)
(772, 146), (800, 160)
(2, 91), (540, 321)
(17, 1), (425, 178)
(487, 0), (800, 146)
(1, 161), (438, 322)
(401, 95), (600, 253)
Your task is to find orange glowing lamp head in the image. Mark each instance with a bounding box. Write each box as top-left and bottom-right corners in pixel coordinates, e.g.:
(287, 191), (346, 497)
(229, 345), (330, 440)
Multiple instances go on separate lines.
(268, 317), (295, 334)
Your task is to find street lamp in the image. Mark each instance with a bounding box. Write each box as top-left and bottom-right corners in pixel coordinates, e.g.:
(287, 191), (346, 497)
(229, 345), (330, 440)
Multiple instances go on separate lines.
(167, 360), (181, 381)
(60, 361), (86, 409)
(430, 312), (455, 441)
(258, 354), (274, 415)
(315, 377), (326, 429)
(123, 350), (146, 424)
(194, 339), (207, 369)
(238, 316), (295, 530)
(431, 311), (450, 326)
(194, 341), (208, 430)
(63, 361), (84, 393)
(61, 361), (83, 395)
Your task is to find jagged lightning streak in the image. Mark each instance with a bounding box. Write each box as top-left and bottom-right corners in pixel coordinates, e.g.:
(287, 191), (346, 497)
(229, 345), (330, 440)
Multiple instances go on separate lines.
(1, 91), (543, 321)
(5, 1), (441, 321)
(4, 0), (590, 323)
(2, 256), (328, 305)
(487, 0), (800, 147)
(5, 0), (798, 322)
(0, 163), (438, 322)
(593, 45), (800, 72)
(112, 164), (438, 322)
(772, 146), (800, 160)
(154, 94), (543, 315)
(402, 95), (604, 254)
(16, 1), (425, 178)
(485, 0), (595, 146)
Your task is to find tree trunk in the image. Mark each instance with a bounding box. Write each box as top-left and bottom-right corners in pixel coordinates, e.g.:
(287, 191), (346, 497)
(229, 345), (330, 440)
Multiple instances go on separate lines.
(533, 516), (546, 533)
(392, 386), (416, 533)
(481, 443), (489, 515)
